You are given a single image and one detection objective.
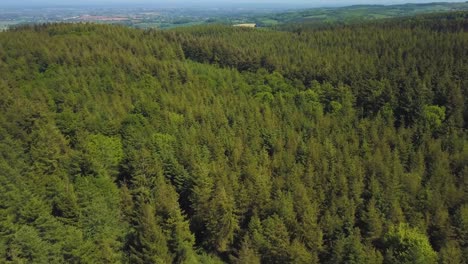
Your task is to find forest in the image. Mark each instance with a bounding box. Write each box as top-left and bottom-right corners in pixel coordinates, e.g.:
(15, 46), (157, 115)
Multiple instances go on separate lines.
(0, 11), (466, 264)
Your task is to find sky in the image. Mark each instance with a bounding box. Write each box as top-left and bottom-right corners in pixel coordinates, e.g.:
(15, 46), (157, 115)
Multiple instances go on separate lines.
(0, 0), (466, 8)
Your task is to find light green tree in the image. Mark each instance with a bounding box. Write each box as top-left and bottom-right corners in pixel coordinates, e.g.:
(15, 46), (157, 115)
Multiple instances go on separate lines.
(384, 224), (437, 264)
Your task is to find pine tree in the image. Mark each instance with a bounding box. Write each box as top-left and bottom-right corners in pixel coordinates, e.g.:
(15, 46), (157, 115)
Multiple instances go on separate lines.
(129, 202), (172, 264)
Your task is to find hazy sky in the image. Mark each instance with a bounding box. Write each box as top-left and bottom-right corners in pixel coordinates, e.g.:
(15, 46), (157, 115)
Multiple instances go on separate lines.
(1, 0), (466, 8)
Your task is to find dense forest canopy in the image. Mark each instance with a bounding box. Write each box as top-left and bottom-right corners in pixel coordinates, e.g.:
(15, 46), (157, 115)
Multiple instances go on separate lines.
(0, 11), (467, 263)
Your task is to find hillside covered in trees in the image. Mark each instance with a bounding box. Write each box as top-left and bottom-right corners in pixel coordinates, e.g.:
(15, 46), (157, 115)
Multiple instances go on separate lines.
(0, 12), (467, 264)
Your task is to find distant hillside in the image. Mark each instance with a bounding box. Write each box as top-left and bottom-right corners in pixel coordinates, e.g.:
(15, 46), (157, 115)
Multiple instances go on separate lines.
(253, 2), (468, 26)
(2, 2), (468, 30)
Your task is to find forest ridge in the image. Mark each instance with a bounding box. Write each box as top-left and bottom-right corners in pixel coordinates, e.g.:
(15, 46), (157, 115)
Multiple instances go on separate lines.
(0, 12), (467, 264)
